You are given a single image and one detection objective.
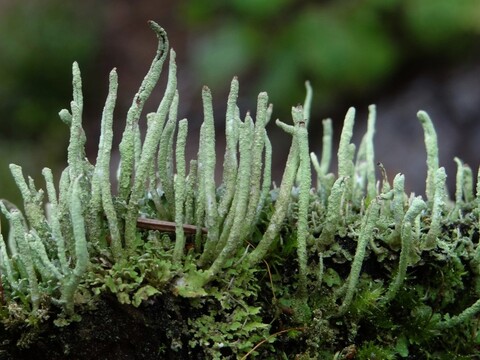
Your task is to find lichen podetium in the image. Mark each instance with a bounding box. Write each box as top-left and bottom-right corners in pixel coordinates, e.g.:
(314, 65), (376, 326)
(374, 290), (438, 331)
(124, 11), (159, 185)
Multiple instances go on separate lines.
(1, 21), (480, 359)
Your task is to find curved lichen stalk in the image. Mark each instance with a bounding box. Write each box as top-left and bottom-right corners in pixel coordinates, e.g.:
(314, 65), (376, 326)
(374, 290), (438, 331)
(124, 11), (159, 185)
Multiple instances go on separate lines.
(118, 21), (169, 200)
(383, 196), (426, 304)
(123, 49), (177, 249)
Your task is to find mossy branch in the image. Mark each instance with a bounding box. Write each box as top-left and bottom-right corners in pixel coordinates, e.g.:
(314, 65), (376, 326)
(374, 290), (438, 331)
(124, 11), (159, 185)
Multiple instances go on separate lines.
(2, 23), (480, 352)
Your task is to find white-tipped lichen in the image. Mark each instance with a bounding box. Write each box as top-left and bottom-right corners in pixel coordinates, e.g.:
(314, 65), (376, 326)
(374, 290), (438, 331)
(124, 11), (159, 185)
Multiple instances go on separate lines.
(418, 110), (439, 203)
(337, 107), (356, 196)
(365, 105), (377, 202)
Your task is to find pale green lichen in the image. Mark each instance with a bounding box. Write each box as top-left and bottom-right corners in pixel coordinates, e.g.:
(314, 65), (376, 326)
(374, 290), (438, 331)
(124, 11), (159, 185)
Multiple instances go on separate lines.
(217, 77), (240, 220)
(319, 118), (333, 177)
(418, 110), (439, 203)
(295, 106), (312, 298)
(6, 209), (40, 312)
(156, 87), (179, 216)
(256, 134), (272, 223)
(88, 68), (120, 258)
(118, 21), (169, 200)
(242, 92), (269, 236)
(247, 111), (300, 266)
(1, 20), (480, 358)
(365, 105), (377, 202)
(383, 196), (426, 304)
(42, 167), (69, 273)
(337, 107), (356, 197)
(392, 174), (406, 234)
(205, 116), (254, 281)
(124, 49), (177, 248)
(338, 198), (380, 315)
(197, 86), (220, 265)
(97, 69), (122, 259)
(318, 177), (346, 248)
(60, 176), (89, 315)
(437, 297), (480, 330)
(424, 167), (447, 249)
(173, 119), (188, 262)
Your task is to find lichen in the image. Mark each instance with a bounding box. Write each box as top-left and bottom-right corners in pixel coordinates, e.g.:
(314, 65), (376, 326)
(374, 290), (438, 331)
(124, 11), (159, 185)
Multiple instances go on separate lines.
(1, 21), (480, 358)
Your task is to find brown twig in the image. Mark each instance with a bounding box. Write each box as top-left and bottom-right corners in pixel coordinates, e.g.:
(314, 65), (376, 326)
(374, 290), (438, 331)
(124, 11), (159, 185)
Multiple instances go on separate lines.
(136, 218), (208, 235)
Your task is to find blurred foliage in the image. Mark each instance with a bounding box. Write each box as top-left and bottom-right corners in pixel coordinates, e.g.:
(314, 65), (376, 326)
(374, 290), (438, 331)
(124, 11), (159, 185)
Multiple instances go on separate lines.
(0, 1), (101, 139)
(0, 0), (101, 215)
(182, 0), (480, 112)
